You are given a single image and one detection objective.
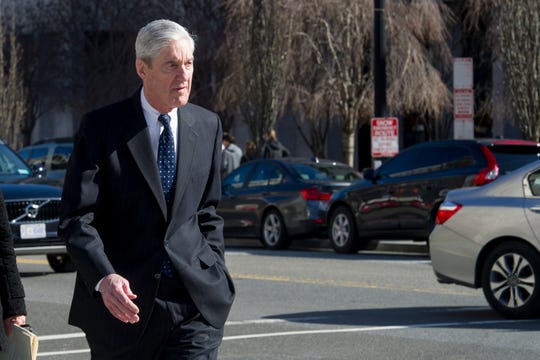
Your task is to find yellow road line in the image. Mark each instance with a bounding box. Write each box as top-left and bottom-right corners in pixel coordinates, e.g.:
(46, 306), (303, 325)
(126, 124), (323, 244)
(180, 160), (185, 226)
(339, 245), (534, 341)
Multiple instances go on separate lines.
(17, 258), (48, 265)
(14, 261), (474, 297)
(230, 272), (475, 296)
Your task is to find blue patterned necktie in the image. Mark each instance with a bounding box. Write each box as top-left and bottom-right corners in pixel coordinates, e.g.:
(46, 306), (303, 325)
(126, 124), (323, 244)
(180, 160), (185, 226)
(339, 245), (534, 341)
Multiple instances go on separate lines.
(157, 114), (176, 204)
(157, 114), (176, 277)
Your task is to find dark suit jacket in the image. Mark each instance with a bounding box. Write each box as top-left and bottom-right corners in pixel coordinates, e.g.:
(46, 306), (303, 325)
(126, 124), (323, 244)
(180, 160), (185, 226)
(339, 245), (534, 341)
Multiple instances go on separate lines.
(0, 192), (26, 350)
(59, 91), (235, 350)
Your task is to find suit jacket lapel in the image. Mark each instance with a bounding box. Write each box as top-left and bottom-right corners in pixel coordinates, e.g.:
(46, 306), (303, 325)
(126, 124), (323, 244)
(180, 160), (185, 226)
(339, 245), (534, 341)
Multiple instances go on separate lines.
(125, 93), (167, 218)
(171, 105), (198, 213)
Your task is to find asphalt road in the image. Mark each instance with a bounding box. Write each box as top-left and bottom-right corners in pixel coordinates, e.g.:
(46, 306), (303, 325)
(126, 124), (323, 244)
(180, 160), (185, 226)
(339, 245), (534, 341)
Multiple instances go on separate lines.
(16, 238), (540, 359)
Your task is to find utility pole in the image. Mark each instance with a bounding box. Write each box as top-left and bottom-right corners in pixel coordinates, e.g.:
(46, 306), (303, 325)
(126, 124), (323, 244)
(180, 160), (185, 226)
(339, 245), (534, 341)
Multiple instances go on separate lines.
(357, 0), (387, 170)
(373, 0), (387, 118)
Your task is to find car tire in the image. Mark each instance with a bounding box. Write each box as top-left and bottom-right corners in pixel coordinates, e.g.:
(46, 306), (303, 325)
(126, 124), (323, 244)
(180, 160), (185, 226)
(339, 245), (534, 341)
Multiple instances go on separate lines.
(260, 209), (290, 249)
(481, 242), (540, 319)
(47, 254), (76, 273)
(329, 206), (363, 253)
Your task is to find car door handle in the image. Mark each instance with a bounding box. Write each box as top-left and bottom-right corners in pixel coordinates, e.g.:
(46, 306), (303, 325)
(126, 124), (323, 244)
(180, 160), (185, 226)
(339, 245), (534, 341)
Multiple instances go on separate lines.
(529, 206), (540, 213)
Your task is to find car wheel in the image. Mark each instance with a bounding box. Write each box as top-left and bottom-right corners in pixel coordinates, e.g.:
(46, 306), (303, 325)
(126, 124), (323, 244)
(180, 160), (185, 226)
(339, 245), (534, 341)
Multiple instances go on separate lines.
(481, 242), (540, 319)
(329, 206), (363, 253)
(47, 254), (76, 273)
(260, 209), (290, 249)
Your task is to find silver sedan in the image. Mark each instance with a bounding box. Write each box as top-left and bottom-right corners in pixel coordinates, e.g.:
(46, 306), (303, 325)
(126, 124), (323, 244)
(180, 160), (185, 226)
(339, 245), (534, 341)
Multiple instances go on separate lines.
(430, 159), (540, 318)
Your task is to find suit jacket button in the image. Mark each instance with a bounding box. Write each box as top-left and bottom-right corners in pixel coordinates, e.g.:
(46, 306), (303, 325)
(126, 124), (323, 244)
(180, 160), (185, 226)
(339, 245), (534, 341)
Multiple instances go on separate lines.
(154, 273), (161, 279)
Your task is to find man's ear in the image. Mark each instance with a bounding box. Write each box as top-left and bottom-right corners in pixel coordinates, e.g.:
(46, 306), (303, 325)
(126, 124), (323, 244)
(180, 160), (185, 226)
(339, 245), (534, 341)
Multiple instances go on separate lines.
(135, 58), (148, 79)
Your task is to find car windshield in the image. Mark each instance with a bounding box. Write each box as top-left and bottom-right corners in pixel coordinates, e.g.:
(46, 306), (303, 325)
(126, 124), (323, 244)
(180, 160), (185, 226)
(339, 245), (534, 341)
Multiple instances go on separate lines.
(0, 142), (32, 180)
(490, 145), (540, 174)
(291, 163), (361, 182)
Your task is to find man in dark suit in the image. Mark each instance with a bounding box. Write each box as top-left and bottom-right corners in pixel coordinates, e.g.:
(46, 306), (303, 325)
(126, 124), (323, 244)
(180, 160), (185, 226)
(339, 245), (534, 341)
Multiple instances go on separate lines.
(0, 192), (26, 351)
(59, 19), (235, 359)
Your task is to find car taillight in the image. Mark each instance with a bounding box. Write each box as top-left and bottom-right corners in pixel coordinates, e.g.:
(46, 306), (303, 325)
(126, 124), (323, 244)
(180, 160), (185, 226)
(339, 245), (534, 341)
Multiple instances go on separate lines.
(472, 145), (499, 186)
(435, 201), (462, 225)
(301, 188), (332, 201)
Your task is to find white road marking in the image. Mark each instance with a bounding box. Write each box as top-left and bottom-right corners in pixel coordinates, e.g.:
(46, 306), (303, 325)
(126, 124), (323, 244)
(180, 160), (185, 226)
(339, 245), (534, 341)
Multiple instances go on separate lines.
(36, 318), (536, 357)
(38, 349), (89, 357)
(39, 333), (86, 341)
(223, 318), (536, 341)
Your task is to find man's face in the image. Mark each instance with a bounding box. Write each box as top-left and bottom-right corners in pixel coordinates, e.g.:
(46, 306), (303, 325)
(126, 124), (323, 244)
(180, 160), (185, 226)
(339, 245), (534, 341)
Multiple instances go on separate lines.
(136, 38), (193, 113)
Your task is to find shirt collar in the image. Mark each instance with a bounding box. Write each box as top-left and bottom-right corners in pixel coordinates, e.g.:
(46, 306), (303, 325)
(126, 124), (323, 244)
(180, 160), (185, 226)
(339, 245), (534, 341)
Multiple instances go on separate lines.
(140, 88), (178, 125)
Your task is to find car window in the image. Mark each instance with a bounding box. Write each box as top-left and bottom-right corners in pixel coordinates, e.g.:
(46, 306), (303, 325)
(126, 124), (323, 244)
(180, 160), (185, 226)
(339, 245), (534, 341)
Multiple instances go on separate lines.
(0, 143), (31, 177)
(379, 148), (443, 177)
(291, 163), (361, 182)
(445, 147), (475, 169)
(223, 162), (254, 190)
(247, 163), (284, 187)
(377, 150), (413, 177)
(51, 145), (73, 170)
(326, 166), (361, 181)
(24, 147), (48, 167)
(293, 163), (333, 181)
(18, 148), (31, 160)
(379, 146), (474, 178)
(490, 145), (540, 174)
(528, 170), (540, 196)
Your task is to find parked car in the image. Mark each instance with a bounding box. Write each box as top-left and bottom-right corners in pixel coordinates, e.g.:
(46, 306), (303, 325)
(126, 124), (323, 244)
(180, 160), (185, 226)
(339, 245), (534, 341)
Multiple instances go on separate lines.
(326, 139), (540, 254)
(477, 138), (540, 174)
(218, 157), (361, 249)
(18, 138), (73, 184)
(430, 159), (540, 318)
(0, 138), (74, 272)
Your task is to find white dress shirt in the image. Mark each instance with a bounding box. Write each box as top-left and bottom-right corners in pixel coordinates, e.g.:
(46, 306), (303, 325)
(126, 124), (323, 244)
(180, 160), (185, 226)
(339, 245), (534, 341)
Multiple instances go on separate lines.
(140, 88), (178, 159)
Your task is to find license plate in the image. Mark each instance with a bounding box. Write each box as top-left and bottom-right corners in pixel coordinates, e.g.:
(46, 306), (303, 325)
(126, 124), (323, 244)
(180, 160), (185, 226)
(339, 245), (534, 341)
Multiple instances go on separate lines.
(20, 223), (46, 239)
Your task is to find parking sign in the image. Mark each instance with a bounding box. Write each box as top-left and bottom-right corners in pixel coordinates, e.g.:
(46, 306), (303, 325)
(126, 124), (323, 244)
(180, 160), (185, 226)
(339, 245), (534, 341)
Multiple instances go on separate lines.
(371, 117), (399, 158)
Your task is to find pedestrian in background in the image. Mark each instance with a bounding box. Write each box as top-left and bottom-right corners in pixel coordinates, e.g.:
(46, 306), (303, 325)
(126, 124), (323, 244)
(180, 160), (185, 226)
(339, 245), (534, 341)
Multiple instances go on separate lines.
(262, 128), (290, 159)
(0, 191), (26, 352)
(60, 19), (234, 359)
(221, 132), (243, 177)
(241, 140), (258, 164)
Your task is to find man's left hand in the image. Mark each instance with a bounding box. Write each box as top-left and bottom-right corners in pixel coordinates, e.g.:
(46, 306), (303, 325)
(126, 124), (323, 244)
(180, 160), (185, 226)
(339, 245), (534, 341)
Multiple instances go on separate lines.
(3, 315), (26, 336)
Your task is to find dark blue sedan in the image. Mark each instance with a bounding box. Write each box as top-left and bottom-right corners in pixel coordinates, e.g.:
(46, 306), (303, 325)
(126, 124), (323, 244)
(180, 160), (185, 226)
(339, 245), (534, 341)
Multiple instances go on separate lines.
(219, 158), (361, 249)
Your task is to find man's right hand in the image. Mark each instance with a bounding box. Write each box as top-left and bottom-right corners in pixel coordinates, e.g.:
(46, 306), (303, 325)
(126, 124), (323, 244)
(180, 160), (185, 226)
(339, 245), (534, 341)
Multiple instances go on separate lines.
(98, 274), (140, 324)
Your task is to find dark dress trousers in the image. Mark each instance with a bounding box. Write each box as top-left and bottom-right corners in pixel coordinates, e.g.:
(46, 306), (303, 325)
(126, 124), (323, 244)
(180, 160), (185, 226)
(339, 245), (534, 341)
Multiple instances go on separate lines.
(59, 91), (235, 354)
(0, 192), (26, 350)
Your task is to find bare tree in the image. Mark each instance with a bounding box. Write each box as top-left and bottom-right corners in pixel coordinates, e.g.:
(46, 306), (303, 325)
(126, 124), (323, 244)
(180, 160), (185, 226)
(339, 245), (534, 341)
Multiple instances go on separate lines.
(217, 0), (454, 164)
(215, 0), (295, 149)
(24, 0), (160, 120)
(283, 1), (453, 162)
(385, 1), (454, 141)
(449, 0), (494, 137)
(451, 0), (540, 140)
(19, 0), (223, 144)
(0, 0), (26, 149)
(291, 0), (372, 165)
(286, 83), (334, 158)
(285, 0), (372, 162)
(284, 2), (334, 158)
(289, 0), (453, 162)
(493, 0), (540, 141)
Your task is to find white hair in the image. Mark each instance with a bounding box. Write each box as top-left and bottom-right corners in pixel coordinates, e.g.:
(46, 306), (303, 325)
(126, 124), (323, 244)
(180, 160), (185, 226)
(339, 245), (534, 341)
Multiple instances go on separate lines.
(135, 19), (195, 65)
